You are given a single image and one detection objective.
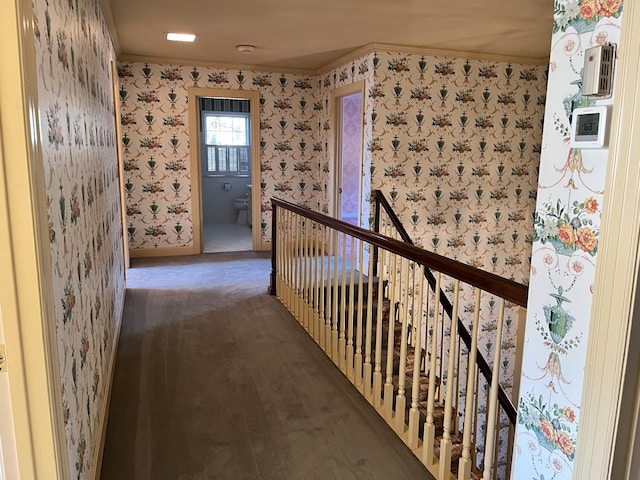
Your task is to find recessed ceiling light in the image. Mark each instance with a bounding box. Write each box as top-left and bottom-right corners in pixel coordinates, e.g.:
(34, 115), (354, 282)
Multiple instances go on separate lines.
(166, 33), (197, 42)
(237, 45), (256, 54)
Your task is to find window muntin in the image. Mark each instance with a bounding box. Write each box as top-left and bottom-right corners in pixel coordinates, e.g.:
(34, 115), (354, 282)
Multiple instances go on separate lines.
(202, 113), (250, 176)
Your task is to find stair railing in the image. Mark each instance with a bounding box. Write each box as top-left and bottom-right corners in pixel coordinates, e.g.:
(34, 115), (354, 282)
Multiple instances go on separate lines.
(270, 196), (527, 480)
(371, 189), (524, 479)
(372, 190), (518, 423)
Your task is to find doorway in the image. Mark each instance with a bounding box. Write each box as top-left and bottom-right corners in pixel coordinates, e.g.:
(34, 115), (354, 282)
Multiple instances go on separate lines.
(188, 88), (261, 254)
(331, 81), (366, 263)
(332, 83), (364, 225)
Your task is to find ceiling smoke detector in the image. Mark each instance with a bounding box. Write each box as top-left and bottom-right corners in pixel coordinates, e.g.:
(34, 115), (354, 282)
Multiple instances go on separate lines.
(236, 45), (256, 54)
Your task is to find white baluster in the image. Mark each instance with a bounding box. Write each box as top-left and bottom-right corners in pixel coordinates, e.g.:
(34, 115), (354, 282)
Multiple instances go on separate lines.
(311, 222), (318, 339)
(331, 229), (340, 363)
(363, 242), (375, 396)
(339, 234), (349, 372)
(354, 239), (365, 388)
(395, 257), (410, 433)
(439, 280), (460, 480)
(302, 218), (311, 333)
(481, 299), (505, 480)
(383, 253), (398, 421)
(344, 236), (355, 375)
(423, 272), (441, 465)
(319, 224), (327, 351)
(372, 248), (385, 408)
(325, 227), (334, 356)
(459, 288), (481, 480)
(408, 265), (425, 449)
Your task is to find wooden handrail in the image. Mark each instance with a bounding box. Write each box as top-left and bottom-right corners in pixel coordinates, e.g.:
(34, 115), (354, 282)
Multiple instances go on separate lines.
(371, 189), (520, 424)
(271, 197), (527, 307)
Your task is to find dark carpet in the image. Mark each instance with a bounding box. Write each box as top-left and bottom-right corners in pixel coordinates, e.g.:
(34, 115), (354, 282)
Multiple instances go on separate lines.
(100, 251), (433, 480)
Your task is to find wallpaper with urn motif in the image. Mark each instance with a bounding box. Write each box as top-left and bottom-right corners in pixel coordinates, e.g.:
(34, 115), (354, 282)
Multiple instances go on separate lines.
(32, 0), (125, 477)
(117, 63), (324, 250)
(318, 51), (547, 475)
(512, 2), (623, 479)
(119, 51), (546, 276)
(119, 53), (546, 446)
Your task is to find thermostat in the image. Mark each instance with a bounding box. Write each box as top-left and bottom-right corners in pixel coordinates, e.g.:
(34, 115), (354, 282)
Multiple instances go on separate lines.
(569, 105), (609, 149)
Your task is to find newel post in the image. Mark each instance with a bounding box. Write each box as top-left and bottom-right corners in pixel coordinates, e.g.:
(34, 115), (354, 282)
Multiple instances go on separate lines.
(269, 199), (278, 296)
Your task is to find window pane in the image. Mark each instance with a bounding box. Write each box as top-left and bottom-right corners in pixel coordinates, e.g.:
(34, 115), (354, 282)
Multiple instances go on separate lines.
(205, 117), (219, 145)
(204, 114), (247, 146)
(228, 148), (237, 172)
(239, 148), (249, 172)
(207, 147), (216, 172)
(218, 148), (227, 171)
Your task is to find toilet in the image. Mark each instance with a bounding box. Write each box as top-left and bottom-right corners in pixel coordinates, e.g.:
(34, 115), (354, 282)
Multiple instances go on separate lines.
(234, 197), (249, 225)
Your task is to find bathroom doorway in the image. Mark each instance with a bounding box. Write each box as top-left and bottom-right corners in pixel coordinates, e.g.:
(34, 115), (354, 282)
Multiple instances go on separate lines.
(188, 88), (261, 254)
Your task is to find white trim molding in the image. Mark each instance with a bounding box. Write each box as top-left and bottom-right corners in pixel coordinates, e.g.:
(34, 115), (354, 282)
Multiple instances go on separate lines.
(574, 3), (640, 478)
(0, 0), (69, 478)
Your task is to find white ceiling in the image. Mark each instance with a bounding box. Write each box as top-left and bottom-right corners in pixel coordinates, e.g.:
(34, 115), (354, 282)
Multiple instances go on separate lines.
(105, 0), (554, 71)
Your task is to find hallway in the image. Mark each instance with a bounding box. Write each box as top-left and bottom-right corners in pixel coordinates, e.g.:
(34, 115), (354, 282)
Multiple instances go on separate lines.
(100, 251), (433, 479)
(202, 223), (252, 253)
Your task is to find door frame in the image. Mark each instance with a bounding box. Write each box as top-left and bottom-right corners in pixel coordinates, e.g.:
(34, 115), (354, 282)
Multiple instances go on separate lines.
(110, 62), (130, 269)
(188, 88), (261, 253)
(0, 0), (69, 477)
(574, 3), (640, 477)
(329, 81), (366, 224)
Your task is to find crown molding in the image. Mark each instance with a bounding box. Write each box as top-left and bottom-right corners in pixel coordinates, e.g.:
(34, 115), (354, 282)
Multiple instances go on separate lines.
(118, 54), (317, 76)
(317, 44), (378, 74)
(318, 42), (549, 74)
(118, 41), (548, 77)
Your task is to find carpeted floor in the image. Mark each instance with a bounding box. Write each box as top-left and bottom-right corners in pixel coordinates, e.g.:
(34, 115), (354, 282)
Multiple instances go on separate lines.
(100, 251), (433, 480)
(203, 223), (252, 253)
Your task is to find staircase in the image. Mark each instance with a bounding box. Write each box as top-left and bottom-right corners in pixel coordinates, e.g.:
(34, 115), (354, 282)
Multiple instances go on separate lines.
(270, 194), (528, 480)
(327, 276), (477, 478)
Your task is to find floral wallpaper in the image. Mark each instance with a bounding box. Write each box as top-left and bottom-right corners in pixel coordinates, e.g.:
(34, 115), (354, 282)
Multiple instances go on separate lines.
(119, 54), (545, 465)
(33, 0), (125, 477)
(318, 50), (548, 475)
(364, 52), (546, 284)
(117, 63), (324, 250)
(321, 52), (546, 350)
(317, 54), (376, 228)
(512, 1), (623, 478)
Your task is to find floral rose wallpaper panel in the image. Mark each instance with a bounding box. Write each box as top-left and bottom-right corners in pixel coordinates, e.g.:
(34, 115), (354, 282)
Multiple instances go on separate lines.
(32, 0), (125, 477)
(512, 2), (623, 479)
(117, 63), (325, 251)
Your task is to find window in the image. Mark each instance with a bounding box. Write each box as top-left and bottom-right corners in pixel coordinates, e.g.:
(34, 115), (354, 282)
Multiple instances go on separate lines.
(202, 113), (250, 176)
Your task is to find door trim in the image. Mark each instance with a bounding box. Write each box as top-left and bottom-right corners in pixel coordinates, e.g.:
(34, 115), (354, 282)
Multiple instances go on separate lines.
(110, 62), (130, 269)
(574, 3), (640, 477)
(0, 0), (69, 477)
(329, 80), (366, 223)
(187, 88), (261, 253)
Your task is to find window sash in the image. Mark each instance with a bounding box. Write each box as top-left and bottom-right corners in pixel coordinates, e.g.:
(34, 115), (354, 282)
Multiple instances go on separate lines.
(205, 145), (250, 176)
(204, 113), (248, 146)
